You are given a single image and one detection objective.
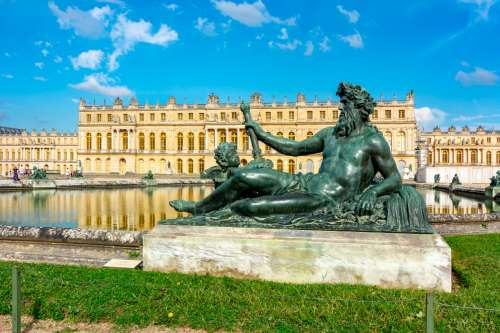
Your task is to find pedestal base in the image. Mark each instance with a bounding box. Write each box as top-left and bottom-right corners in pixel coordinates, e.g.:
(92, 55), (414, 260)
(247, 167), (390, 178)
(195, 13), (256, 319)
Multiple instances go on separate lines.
(143, 225), (452, 292)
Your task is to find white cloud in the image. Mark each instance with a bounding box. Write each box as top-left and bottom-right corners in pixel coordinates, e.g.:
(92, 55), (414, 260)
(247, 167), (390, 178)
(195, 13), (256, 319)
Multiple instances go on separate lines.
(459, 0), (497, 20)
(34, 40), (52, 47)
(319, 36), (331, 52)
(455, 67), (498, 86)
(69, 73), (133, 97)
(339, 31), (363, 48)
(71, 98), (80, 103)
(415, 107), (447, 130)
(48, 1), (113, 38)
(255, 33), (264, 40)
(269, 39), (302, 51)
(1, 74), (14, 79)
(336, 5), (360, 23)
(96, 0), (126, 8)
(108, 14), (178, 71)
(195, 17), (218, 37)
(304, 40), (314, 56)
(163, 3), (179, 11)
(41, 49), (49, 57)
(54, 55), (63, 63)
(34, 76), (48, 82)
(70, 49), (104, 70)
(221, 20), (232, 33)
(34, 62), (44, 69)
(452, 113), (500, 121)
(277, 27), (288, 40)
(212, 0), (296, 27)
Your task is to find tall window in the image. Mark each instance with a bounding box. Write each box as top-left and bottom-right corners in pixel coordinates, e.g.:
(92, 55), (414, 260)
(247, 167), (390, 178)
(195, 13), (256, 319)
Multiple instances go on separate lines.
(160, 132), (167, 150)
(372, 110), (378, 119)
(307, 111), (313, 120)
(220, 113), (226, 121)
(86, 114), (91, 122)
(188, 132), (194, 151)
(471, 149), (478, 164)
(123, 114), (129, 122)
(399, 110), (405, 119)
(106, 132), (112, 150)
(86, 133), (92, 150)
(219, 130), (226, 144)
(497, 151), (500, 164)
(487, 151), (492, 165)
(122, 131), (128, 150)
(457, 149), (463, 164)
(332, 110), (338, 119)
(288, 159), (295, 174)
(230, 130), (237, 145)
(199, 133), (206, 150)
(177, 159), (183, 174)
(177, 133), (183, 151)
(427, 151), (433, 165)
(198, 159), (205, 173)
(150, 113), (155, 121)
(320, 111), (325, 120)
(277, 112), (283, 120)
(289, 111), (294, 120)
(139, 132), (145, 150)
(277, 132), (283, 138)
(307, 131), (314, 139)
(149, 133), (155, 150)
(442, 149), (449, 163)
(385, 110), (391, 119)
(277, 159), (283, 172)
(266, 112), (271, 121)
(96, 133), (102, 150)
(242, 132), (249, 151)
(161, 113), (166, 121)
(107, 114), (112, 122)
(188, 159), (194, 174)
(397, 131), (406, 151)
(288, 132), (295, 140)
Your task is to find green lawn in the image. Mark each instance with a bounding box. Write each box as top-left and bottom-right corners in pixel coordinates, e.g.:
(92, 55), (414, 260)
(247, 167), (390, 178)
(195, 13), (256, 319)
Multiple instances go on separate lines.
(0, 234), (499, 332)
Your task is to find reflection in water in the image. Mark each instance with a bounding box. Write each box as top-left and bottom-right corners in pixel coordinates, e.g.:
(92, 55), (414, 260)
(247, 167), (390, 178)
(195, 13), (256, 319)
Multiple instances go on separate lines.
(417, 189), (490, 215)
(0, 187), (492, 231)
(0, 186), (212, 231)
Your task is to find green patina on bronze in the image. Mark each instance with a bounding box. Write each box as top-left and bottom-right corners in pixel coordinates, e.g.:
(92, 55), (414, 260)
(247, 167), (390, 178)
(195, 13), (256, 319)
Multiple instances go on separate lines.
(166, 82), (432, 233)
(29, 167), (47, 180)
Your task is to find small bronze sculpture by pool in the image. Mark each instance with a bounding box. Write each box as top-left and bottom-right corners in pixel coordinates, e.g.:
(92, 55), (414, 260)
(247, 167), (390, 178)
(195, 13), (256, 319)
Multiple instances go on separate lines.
(167, 82), (432, 233)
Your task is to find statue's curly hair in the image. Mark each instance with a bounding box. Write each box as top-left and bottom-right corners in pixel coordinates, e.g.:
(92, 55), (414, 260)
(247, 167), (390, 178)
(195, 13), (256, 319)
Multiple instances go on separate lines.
(336, 82), (376, 122)
(214, 142), (237, 164)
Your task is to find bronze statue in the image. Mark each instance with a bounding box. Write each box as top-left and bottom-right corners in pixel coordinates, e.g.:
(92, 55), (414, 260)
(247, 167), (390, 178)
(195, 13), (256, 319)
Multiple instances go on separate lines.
(168, 83), (430, 233)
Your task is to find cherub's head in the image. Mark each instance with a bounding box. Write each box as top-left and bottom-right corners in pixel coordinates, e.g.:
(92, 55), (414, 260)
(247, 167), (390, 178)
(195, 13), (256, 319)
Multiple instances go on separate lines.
(214, 142), (240, 168)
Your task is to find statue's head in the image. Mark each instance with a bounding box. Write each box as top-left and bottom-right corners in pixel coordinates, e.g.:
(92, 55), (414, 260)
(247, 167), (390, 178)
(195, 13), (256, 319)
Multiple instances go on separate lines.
(335, 82), (376, 137)
(214, 142), (240, 168)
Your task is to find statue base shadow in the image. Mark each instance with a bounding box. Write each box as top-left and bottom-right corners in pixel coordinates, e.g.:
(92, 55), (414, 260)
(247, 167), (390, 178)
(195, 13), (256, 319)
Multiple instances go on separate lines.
(143, 225), (452, 292)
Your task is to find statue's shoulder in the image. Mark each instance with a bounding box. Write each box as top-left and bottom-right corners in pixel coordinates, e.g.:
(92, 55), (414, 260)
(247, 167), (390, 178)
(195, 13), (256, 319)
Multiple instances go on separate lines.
(365, 126), (387, 147)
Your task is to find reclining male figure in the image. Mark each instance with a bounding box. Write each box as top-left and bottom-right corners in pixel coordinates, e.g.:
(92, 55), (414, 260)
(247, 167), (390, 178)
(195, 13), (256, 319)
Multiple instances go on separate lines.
(170, 83), (402, 217)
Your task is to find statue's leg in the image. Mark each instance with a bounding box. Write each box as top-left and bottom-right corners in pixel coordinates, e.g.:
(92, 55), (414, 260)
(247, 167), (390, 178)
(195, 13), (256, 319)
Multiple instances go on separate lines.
(170, 168), (286, 214)
(230, 192), (330, 216)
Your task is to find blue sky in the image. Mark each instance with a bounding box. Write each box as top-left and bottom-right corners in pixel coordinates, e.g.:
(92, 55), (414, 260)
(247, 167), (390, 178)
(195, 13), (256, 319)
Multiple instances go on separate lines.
(0, 0), (499, 132)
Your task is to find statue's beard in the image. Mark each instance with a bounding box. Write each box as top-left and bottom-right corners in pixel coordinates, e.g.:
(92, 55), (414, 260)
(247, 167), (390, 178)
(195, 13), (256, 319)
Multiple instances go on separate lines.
(335, 107), (362, 138)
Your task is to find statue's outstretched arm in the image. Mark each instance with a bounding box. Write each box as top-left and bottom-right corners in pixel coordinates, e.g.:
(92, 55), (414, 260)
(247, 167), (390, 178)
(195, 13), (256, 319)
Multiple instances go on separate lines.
(245, 121), (327, 156)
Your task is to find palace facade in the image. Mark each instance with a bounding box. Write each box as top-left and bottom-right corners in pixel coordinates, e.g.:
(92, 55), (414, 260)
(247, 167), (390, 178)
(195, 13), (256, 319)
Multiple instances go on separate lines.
(416, 126), (500, 183)
(77, 92), (418, 177)
(0, 127), (78, 177)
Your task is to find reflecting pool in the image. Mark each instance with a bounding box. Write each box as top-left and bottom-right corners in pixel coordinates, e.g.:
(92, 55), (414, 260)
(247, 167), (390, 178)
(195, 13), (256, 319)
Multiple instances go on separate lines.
(0, 186), (492, 231)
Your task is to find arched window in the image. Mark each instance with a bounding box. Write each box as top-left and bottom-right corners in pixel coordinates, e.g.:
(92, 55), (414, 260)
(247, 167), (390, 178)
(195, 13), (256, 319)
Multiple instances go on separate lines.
(442, 149), (449, 163)
(177, 133), (183, 151)
(160, 132), (167, 150)
(106, 132), (112, 150)
(122, 131), (128, 150)
(288, 132), (295, 140)
(277, 159), (283, 172)
(177, 159), (183, 174)
(230, 130), (237, 145)
(456, 149), (463, 164)
(149, 133), (156, 150)
(198, 132), (205, 150)
(497, 151), (500, 164)
(198, 159), (205, 173)
(288, 159), (295, 174)
(242, 132), (249, 150)
(397, 131), (406, 151)
(188, 132), (194, 151)
(86, 133), (92, 150)
(241, 159), (248, 166)
(487, 151), (492, 165)
(277, 132), (283, 138)
(219, 130), (226, 144)
(138, 132), (145, 150)
(188, 159), (194, 174)
(384, 132), (392, 150)
(471, 149), (478, 164)
(96, 133), (102, 150)
(307, 131), (314, 138)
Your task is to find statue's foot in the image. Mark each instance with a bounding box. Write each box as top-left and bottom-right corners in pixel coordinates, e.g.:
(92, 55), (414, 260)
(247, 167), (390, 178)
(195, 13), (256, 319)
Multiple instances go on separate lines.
(169, 200), (196, 213)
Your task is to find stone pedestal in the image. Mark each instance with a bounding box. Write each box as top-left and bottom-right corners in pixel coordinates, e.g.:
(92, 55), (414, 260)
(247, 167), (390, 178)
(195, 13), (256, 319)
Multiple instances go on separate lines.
(143, 225), (452, 292)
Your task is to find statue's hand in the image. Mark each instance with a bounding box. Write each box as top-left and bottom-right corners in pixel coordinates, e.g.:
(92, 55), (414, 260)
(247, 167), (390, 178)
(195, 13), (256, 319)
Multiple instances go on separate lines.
(355, 190), (377, 215)
(240, 102), (250, 114)
(244, 119), (260, 132)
